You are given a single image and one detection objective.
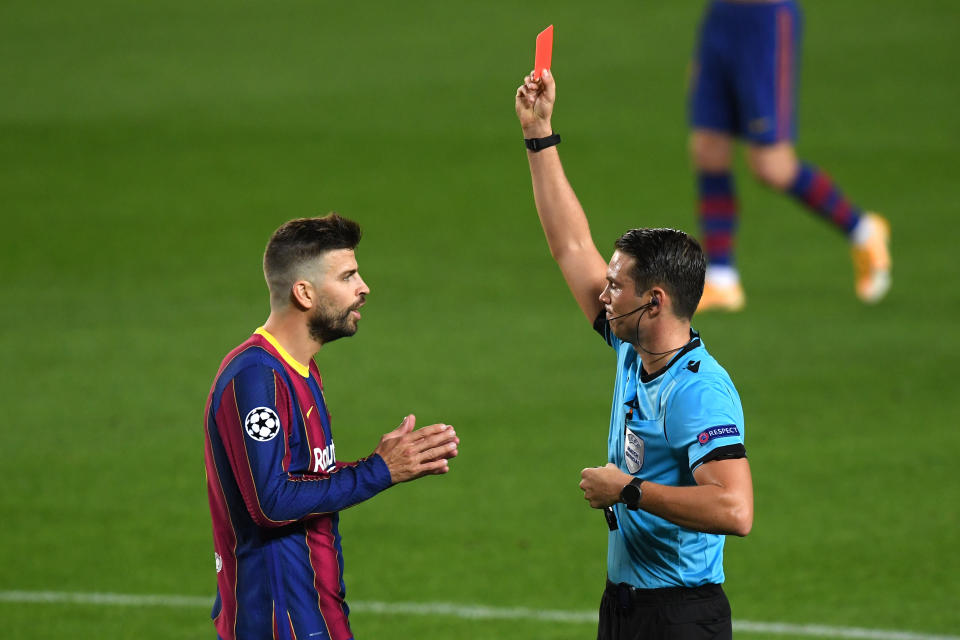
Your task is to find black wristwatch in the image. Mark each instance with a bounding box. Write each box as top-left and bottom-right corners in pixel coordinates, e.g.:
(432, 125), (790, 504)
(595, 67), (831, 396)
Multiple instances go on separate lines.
(620, 478), (644, 510)
(524, 132), (561, 152)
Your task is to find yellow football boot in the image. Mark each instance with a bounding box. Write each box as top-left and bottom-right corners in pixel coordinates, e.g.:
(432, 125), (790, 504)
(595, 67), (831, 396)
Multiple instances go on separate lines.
(851, 213), (891, 304)
(697, 280), (746, 313)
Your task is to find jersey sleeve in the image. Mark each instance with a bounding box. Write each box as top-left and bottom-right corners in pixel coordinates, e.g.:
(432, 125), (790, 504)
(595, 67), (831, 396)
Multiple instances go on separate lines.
(665, 376), (746, 472)
(593, 311), (622, 350)
(213, 362), (392, 528)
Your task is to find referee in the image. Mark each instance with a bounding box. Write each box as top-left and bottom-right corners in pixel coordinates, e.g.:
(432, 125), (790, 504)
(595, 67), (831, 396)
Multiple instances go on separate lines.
(515, 70), (753, 640)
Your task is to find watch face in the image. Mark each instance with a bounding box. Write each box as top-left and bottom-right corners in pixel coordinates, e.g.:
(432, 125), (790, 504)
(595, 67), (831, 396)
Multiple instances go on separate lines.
(621, 482), (641, 509)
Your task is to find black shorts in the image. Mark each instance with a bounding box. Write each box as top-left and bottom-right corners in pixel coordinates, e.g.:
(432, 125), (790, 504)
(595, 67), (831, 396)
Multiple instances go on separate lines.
(597, 579), (732, 640)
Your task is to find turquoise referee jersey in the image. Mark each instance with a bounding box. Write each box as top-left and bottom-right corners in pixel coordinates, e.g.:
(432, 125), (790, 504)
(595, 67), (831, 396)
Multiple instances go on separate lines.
(594, 314), (746, 589)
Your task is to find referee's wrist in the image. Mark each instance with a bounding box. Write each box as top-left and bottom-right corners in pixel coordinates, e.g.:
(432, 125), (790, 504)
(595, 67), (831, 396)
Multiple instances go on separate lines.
(620, 478), (645, 510)
(524, 132), (561, 152)
(522, 123), (553, 139)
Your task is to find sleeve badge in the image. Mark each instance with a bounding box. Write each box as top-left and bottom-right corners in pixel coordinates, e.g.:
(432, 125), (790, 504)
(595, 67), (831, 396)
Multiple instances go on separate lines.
(244, 407), (281, 442)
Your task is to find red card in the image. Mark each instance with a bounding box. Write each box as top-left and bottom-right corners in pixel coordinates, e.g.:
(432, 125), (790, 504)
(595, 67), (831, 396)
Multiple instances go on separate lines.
(534, 25), (554, 81)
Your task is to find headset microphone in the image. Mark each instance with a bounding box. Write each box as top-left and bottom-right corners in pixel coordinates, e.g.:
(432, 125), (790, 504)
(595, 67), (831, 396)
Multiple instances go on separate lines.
(608, 297), (658, 321)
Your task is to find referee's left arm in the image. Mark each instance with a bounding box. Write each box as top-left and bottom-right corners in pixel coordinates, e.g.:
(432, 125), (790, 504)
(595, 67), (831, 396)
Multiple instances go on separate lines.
(580, 460), (752, 536)
(639, 460), (753, 536)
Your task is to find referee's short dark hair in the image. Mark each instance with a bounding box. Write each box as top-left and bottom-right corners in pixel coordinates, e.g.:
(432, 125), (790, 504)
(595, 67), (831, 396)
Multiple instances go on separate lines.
(263, 213), (362, 308)
(614, 228), (705, 320)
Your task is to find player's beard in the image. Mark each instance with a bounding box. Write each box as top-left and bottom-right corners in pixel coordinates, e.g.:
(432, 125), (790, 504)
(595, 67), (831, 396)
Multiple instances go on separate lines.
(308, 299), (363, 344)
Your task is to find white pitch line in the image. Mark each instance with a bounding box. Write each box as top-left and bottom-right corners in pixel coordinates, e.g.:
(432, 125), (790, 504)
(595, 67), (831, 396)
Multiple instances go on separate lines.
(731, 620), (960, 640)
(0, 590), (956, 640)
(350, 599), (597, 624)
(0, 590), (210, 608)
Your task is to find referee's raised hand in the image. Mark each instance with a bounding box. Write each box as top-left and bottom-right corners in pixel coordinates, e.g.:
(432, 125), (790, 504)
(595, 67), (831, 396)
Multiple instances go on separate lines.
(516, 68), (556, 139)
(374, 415), (459, 484)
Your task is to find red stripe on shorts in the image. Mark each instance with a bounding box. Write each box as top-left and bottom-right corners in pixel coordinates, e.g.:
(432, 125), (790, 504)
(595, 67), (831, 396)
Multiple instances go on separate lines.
(776, 8), (794, 141)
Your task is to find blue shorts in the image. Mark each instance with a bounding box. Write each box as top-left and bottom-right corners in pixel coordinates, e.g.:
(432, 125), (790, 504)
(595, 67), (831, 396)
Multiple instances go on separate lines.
(689, 0), (803, 144)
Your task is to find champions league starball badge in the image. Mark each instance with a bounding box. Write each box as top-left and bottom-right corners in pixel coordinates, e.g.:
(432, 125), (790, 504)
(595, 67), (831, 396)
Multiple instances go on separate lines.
(244, 407), (281, 442)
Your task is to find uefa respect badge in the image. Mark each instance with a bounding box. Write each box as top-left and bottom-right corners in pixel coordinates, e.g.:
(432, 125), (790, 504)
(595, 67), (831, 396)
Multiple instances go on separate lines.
(697, 424), (741, 446)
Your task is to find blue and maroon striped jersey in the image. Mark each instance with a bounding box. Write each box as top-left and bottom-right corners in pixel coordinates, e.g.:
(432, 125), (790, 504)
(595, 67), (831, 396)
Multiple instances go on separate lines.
(204, 327), (393, 640)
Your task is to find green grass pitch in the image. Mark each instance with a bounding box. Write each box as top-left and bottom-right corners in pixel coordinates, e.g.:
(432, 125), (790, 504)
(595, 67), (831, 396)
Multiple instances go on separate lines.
(1, 1), (958, 638)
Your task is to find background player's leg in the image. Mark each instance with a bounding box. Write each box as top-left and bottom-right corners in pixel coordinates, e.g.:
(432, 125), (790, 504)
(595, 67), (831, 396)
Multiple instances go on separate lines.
(734, 0), (891, 304)
(748, 142), (858, 231)
(747, 143), (891, 303)
(691, 129), (745, 312)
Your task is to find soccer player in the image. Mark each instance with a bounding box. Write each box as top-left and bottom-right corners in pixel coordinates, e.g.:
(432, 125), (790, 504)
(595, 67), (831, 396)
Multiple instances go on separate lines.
(203, 214), (459, 640)
(690, 0), (891, 311)
(516, 69), (753, 639)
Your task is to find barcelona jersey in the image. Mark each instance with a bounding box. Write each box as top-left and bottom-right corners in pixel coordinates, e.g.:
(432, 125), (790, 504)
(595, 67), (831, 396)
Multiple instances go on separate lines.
(204, 327), (393, 640)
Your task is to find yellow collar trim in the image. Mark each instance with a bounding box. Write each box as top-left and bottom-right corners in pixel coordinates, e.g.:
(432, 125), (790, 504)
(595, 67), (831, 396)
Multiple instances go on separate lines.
(254, 327), (310, 378)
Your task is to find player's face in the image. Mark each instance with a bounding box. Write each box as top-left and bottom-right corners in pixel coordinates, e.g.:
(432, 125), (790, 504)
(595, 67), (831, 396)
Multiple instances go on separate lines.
(307, 249), (370, 344)
(600, 251), (647, 343)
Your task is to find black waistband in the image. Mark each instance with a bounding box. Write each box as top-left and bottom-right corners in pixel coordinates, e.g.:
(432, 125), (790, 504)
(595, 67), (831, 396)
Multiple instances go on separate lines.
(605, 578), (724, 606)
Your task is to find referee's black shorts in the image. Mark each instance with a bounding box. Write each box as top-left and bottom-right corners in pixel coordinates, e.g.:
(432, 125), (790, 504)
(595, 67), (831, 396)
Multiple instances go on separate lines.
(597, 578), (732, 640)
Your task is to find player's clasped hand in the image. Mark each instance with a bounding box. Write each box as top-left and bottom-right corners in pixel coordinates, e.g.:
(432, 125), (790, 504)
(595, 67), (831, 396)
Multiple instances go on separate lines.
(374, 414), (459, 484)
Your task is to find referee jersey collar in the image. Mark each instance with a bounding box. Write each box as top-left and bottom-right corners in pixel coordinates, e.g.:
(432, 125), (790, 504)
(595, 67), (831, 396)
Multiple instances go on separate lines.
(637, 330), (702, 383)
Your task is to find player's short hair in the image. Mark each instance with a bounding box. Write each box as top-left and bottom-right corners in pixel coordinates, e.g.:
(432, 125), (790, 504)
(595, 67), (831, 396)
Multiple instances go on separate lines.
(614, 228), (705, 320)
(263, 213), (362, 308)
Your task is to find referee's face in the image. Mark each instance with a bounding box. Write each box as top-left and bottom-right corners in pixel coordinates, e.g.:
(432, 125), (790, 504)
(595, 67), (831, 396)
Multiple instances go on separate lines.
(601, 251), (646, 342)
(306, 249), (370, 344)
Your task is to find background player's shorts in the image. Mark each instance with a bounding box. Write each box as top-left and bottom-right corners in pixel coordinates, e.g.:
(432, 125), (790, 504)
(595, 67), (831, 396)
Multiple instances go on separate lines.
(689, 0), (802, 145)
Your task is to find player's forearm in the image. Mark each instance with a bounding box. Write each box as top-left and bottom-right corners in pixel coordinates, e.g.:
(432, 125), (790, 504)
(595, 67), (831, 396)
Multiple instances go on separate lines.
(526, 147), (596, 263)
(639, 481), (753, 537)
(250, 455), (393, 526)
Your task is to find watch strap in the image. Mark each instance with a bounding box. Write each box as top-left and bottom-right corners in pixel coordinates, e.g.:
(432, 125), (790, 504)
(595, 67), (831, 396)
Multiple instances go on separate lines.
(524, 133), (561, 152)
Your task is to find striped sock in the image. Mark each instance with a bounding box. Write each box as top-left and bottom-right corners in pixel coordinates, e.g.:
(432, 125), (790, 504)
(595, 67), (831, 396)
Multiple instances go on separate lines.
(787, 163), (862, 235)
(698, 172), (738, 267)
